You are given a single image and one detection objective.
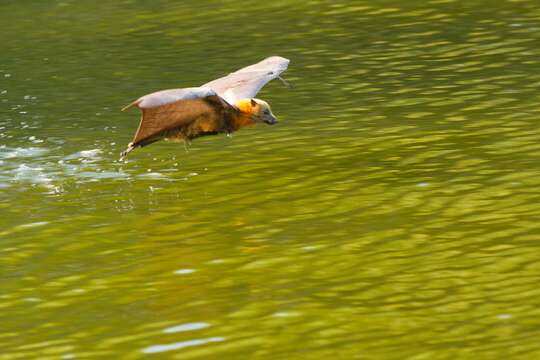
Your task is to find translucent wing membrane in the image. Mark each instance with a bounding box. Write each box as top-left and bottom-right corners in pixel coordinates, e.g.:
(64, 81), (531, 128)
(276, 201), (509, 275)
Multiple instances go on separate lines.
(203, 56), (290, 104)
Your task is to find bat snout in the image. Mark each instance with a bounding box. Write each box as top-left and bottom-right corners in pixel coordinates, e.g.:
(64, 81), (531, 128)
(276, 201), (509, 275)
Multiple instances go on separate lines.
(263, 116), (278, 125)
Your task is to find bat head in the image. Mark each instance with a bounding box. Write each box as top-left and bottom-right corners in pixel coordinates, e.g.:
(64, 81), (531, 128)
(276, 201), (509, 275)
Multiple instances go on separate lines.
(237, 98), (278, 125)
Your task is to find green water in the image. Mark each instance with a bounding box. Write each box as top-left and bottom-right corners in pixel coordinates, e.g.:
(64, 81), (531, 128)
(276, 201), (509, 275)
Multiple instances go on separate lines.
(2, 0), (540, 358)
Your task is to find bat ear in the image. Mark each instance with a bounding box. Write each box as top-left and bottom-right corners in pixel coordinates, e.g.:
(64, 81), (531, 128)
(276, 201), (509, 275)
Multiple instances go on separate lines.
(250, 99), (257, 107)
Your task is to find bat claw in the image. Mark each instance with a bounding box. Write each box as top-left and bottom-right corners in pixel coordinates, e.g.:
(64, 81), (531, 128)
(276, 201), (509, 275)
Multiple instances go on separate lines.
(120, 143), (135, 161)
(278, 76), (292, 88)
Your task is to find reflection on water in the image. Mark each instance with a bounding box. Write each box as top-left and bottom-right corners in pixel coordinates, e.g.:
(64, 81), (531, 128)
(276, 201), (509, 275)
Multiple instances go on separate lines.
(2, 0), (540, 358)
(162, 322), (209, 333)
(142, 337), (225, 354)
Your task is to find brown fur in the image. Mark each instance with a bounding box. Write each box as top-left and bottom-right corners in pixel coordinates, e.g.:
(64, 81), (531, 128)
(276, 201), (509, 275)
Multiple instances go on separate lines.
(130, 96), (231, 147)
(121, 96), (272, 159)
(125, 96), (258, 149)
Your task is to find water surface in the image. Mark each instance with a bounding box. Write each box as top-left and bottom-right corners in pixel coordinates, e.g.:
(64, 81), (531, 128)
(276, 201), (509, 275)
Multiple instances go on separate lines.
(2, 0), (540, 359)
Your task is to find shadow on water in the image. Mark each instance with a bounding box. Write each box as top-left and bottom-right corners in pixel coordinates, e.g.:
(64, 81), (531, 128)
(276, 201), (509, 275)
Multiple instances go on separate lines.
(1, 0), (540, 359)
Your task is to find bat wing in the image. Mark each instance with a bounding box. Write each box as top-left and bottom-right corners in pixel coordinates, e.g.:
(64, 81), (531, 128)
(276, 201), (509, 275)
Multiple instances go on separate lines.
(202, 56), (289, 104)
(122, 87), (230, 151)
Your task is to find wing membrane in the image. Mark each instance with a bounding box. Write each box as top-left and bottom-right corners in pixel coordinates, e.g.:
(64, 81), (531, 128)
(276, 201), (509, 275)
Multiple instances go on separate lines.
(122, 87), (227, 147)
(203, 56), (289, 104)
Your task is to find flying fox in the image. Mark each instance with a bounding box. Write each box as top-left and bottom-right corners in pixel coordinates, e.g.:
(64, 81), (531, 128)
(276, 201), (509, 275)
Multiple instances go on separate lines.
(120, 56), (290, 159)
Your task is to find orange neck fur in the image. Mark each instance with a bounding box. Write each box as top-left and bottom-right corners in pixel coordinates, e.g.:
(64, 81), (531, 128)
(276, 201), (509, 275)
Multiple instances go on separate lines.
(230, 99), (257, 131)
(235, 99), (255, 114)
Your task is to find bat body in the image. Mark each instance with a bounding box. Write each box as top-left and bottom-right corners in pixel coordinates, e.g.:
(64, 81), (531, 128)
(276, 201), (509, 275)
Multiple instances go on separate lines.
(121, 56), (289, 159)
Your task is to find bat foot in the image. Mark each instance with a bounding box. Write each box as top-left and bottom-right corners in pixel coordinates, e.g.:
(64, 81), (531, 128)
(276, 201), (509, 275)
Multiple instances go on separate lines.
(278, 76), (292, 88)
(120, 143), (135, 161)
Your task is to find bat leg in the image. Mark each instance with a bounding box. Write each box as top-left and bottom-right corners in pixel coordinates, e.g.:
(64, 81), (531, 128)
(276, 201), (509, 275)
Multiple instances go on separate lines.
(120, 142), (136, 161)
(183, 139), (192, 152)
(278, 76), (292, 88)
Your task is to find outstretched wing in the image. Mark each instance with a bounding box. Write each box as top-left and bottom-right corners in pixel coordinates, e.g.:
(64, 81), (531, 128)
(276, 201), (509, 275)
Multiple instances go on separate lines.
(202, 56), (289, 104)
(122, 87), (227, 148)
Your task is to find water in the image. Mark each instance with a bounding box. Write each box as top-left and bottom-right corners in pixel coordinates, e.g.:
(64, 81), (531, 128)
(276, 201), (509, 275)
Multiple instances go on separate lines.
(2, 0), (540, 358)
